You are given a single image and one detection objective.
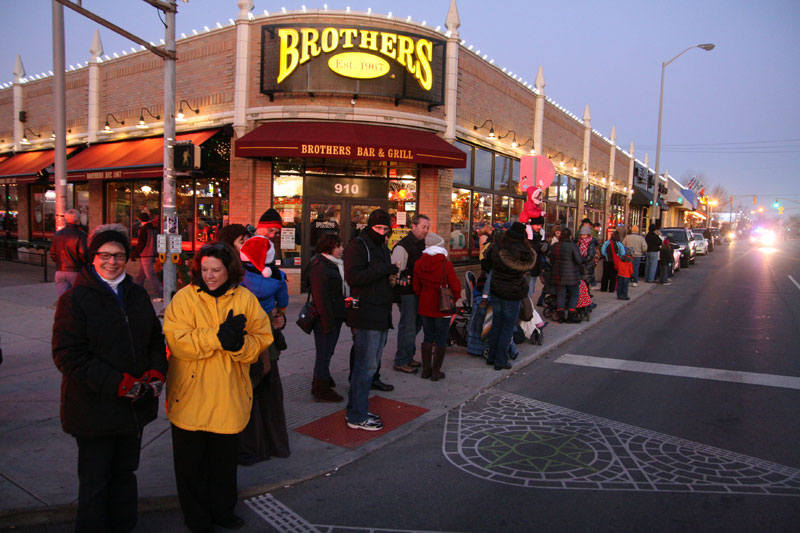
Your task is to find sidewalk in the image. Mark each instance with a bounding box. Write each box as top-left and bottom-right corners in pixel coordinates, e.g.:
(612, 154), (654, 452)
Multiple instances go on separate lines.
(0, 261), (655, 527)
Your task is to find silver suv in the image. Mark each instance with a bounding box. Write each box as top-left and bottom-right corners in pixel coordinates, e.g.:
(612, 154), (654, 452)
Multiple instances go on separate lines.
(662, 227), (696, 268)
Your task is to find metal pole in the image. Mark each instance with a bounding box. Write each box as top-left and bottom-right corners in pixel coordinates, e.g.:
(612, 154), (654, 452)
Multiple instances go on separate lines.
(162, 0), (177, 304)
(651, 61), (666, 228)
(52, 1), (67, 231)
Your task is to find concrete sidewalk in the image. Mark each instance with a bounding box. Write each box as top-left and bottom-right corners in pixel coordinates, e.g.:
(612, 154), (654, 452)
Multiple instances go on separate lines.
(0, 260), (655, 527)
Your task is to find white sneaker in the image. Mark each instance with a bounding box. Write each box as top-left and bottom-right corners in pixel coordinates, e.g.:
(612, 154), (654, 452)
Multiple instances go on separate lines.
(347, 418), (384, 431)
(631, 282), (638, 287)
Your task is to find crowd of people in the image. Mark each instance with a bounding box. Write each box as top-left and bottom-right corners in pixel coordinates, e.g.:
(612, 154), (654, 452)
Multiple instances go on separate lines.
(48, 205), (681, 532)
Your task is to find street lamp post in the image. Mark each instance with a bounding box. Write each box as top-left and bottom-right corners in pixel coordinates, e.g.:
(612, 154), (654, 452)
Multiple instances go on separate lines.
(651, 43), (715, 228)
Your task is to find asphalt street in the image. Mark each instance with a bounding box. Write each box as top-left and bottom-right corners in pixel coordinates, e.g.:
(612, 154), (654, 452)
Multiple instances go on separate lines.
(10, 239), (800, 532)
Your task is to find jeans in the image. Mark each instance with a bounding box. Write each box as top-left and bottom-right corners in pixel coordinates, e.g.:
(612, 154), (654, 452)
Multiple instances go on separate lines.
(487, 296), (521, 367)
(421, 315), (450, 347)
(347, 328), (388, 424)
(600, 258), (617, 292)
(528, 275), (536, 299)
(55, 270), (78, 297)
(75, 432), (142, 533)
(617, 277), (630, 298)
(659, 263), (670, 283)
(134, 256), (162, 296)
(556, 284), (579, 310)
(312, 319), (343, 381)
(631, 256), (641, 284)
(394, 294), (421, 366)
(645, 252), (659, 282)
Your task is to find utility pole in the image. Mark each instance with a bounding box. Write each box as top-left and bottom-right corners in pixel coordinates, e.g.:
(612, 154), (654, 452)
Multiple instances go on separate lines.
(52, 1), (67, 231)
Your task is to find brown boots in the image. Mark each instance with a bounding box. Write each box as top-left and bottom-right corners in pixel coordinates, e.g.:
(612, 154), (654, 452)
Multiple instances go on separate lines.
(420, 343), (446, 381)
(312, 378), (343, 402)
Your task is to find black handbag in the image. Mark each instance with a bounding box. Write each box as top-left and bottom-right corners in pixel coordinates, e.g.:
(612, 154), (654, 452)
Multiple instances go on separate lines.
(438, 262), (456, 312)
(296, 292), (318, 334)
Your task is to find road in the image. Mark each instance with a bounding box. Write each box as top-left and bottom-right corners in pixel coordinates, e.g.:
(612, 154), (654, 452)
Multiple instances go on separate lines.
(14, 238), (800, 532)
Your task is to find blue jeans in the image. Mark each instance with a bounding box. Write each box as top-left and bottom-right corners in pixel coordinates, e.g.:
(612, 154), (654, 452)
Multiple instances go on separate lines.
(617, 277), (630, 298)
(528, 275), (536, 299)
(631, 256), (641, 284)
(347, 328), (388, 424)
(312, 319), (343, 381)
(134, 257), (162, 295)
(645, 252), (659, 282)
(394, 294), (421, 366)
(421, 315), (450, 347)
(55, 270), (78, 297)
(659, 264), (670, 283)
(487, 296), (521, 367)
(556, 285), (579, 310)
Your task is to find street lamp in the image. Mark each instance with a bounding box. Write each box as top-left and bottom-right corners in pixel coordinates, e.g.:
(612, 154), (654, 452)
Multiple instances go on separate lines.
(651, 43), (715, 228)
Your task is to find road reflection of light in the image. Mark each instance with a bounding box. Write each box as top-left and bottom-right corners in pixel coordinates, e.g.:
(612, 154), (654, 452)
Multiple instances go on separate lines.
(759, 247), (778, 254)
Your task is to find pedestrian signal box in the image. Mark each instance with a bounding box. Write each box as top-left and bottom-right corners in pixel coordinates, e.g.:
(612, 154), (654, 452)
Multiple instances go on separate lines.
(174, 142), (202, 171)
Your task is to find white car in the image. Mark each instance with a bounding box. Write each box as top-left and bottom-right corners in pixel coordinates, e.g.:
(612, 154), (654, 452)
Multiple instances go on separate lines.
(691, 231), (708, 255)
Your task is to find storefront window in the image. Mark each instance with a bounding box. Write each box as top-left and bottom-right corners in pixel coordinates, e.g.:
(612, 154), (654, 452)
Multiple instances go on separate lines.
(1, 184), (19, 237)
(471, 192), (492, 260)
(474, 148), (493, 189)
(495, 155), (511, 191)
(389, 177), (417, 229)
(107, 182), (132, 230)
(510, 159), (521, 195)
(195, 178), (227, 245)
(273, 174), (302, 266)
(74, 184), (89, 228)
(452, 142), (472, 185)
(31, 185), (56, 240)
(558, 175), (569, 203)
(450, 188), (470, 262)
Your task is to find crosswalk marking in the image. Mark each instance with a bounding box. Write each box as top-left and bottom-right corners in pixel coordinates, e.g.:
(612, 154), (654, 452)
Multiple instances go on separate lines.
(555, 354), (800, 390)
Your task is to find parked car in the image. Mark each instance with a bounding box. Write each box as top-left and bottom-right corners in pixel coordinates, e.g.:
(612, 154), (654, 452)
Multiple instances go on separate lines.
(662, 227), (696, 268)
(691, 230), (708, 255)
(637, 243), (682, 278)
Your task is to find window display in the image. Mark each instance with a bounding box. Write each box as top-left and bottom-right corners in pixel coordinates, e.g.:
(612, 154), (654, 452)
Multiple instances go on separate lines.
(1, 184), (19, 237)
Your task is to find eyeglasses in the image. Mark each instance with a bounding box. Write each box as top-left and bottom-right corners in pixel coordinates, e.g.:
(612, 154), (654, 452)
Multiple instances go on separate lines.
(96, 252), (127, 262)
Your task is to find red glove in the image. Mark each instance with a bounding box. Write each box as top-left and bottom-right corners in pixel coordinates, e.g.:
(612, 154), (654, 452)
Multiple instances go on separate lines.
(117, 373), (145, 399)
(142, 370), (166, 397)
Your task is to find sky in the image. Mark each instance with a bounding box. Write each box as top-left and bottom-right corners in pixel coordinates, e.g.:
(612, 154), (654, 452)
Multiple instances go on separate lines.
(2, 0), (799, 214)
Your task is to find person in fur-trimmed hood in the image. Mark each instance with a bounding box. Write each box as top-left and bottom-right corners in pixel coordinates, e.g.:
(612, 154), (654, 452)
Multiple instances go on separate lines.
(480, 222), (536, 371)
(412, 233), (461, 381)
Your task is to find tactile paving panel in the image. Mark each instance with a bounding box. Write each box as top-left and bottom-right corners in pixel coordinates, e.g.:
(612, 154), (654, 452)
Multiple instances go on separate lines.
(294, 395), (428, 449)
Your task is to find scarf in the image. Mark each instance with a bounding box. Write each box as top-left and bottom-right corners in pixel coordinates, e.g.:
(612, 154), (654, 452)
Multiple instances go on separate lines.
(322, 253), (349, 297)
(423, 245), (448, 257)
(198, 279), (233, 298)
(578, 236), (591, 257)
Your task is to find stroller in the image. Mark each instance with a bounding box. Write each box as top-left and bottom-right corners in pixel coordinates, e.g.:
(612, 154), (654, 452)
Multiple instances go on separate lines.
(539, 262), (558, 321)
(448, 277), (471, 348)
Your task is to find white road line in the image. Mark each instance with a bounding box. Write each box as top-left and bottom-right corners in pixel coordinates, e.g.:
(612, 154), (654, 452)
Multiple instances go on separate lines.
(789, 275), (800, 291)
(555, 354), (800, 390)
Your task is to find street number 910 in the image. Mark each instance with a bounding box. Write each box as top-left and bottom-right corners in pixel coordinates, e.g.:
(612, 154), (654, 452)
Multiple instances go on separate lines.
(334, 183), (359, 194)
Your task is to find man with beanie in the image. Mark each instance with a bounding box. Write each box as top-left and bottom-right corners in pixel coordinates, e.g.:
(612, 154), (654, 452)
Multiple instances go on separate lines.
(343, 209), (399, 431)
(131, 212), (163, 299)
(622, 225), (647, 286)
(645, 224), (663, 283)
(50, 208), (88, 297)
(391, 214), (430, 374)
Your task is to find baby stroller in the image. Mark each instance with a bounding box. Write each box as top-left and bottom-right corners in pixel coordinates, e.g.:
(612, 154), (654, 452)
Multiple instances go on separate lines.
(448, 279), (471, 348)
(539, 262), (558, 321)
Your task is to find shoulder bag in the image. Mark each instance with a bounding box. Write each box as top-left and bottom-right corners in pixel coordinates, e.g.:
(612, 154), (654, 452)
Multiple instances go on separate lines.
(438, 261), (456, 312)
(296, 291), (318, 334)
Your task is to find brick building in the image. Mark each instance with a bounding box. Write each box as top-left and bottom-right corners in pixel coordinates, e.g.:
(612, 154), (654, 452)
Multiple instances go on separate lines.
(0, 1), (650, 293)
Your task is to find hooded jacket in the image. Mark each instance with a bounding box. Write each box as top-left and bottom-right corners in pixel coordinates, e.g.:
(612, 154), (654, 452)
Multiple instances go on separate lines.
(163, 283), (272, 434)
(550, 240), (584, 286)
(343, 232), (398, 330)
(412, 247), (462, 318)
(481, 238), (536, 300)
(241, 263), (289, 314)
(52, 266), (167, 437)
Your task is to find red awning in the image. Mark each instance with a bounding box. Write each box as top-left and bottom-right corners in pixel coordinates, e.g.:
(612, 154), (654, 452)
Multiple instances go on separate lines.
(67, 129), (220, 181)
(0, 147), (79, 183)
(234, 121), (467, 168)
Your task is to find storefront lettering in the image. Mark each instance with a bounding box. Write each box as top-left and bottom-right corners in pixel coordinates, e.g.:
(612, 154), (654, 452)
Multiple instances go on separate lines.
(300, 143), (414, 160)
(87, 170), (123, 180)
(301, 144), (352, 156)
(277, 27), (434, 90)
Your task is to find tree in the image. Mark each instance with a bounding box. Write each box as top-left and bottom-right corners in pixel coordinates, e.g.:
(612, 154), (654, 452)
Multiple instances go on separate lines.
(709, 184), (728, 204)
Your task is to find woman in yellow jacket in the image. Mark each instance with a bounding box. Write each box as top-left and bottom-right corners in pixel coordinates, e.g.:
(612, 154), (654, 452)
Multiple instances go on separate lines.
(163, 242), (272, 532)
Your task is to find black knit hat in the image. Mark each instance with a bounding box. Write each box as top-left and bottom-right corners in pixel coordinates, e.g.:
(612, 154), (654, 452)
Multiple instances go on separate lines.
(257, 208), (283, 230)
(88, 224), (131, 260)
(529, 216), (545, 225)
(506, 221), (527, 240)
(367, 209), (391, 228)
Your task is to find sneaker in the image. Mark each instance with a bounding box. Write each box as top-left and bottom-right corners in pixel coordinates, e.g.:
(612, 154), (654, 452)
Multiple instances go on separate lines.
(631, 282), (638, 287)
(367, 412), (381, 422)
(408, 359), (422, 368)
(393, 363), (418, 374)
(664, 281), (672, 285)
(347, 418), (384, 431)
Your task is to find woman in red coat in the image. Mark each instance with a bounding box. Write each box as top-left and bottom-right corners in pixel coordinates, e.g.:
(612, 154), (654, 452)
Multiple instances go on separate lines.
(412, 233), (461, 381)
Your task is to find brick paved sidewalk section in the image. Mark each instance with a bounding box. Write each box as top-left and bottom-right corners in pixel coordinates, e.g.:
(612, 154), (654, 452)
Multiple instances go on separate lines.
(0, 259), (655, 527)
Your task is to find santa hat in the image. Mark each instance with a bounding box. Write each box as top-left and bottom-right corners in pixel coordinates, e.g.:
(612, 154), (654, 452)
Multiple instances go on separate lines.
(239, 236), (275, 278)
(256, 208), (283, 231)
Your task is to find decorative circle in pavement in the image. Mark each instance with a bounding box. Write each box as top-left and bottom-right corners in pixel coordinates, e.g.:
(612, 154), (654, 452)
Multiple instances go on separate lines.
(443, 390), (800, 495)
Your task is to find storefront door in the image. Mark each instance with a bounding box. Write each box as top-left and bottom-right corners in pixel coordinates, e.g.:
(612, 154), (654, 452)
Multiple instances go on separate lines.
(304, 198), (387, 264)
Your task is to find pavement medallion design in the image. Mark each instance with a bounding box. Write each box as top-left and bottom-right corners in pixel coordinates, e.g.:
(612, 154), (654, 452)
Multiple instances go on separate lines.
(443, 389), (800, 495)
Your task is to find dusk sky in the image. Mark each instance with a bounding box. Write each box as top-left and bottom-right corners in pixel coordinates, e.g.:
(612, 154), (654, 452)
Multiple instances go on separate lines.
(2, 0), (798, 213)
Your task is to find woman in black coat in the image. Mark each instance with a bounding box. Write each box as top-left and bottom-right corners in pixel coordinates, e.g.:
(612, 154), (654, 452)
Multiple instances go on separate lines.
(550, 228), (584, 323)
(305, 233), (348, 402)
(52, 224), (167, 532)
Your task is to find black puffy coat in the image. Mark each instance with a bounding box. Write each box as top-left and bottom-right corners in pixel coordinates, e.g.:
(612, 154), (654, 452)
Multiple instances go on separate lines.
(344, 233), (398, 330)
(52, 266), (167, 437)
(307, 253), (347, 333)
(481, 238), (536, 300)
(551, 240), (583, 287)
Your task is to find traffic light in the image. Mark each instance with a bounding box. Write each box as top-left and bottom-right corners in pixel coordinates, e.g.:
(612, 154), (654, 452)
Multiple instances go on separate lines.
(773, 199), (781, 208)
(753, 196), (757, 205)
(779, 206), (784, 215)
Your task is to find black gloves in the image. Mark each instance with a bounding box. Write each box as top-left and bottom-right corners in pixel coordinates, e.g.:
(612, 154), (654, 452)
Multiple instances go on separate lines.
(218, 309), (247, 351)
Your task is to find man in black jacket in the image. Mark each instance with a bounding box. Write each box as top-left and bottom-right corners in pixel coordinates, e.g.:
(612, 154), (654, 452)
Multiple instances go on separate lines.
(644, 224), (663, 283)
(343, 209), (398, 431)
(390, 213), (430, 374)
(50, 209), (88, 297)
